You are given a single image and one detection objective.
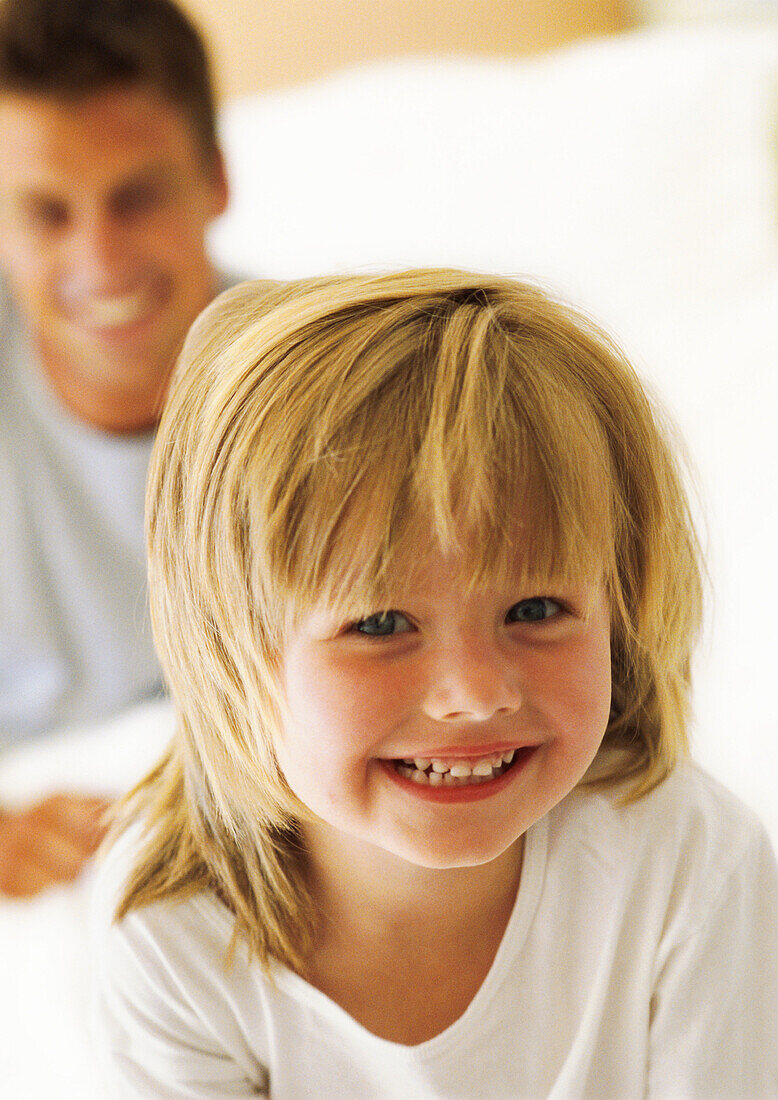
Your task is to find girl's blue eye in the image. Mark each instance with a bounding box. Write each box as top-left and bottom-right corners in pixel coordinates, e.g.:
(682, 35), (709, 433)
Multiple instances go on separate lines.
(354, 610), (411, 636)
(507, 597), (562, 623)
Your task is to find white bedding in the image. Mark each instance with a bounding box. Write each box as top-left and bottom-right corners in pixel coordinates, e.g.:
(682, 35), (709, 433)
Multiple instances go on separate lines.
(1, 24), (776, 1096)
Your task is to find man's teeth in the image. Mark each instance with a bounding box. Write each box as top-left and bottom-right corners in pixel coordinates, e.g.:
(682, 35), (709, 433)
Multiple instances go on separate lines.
(82, 291), (155, 327)
(395, 749), (517, 786)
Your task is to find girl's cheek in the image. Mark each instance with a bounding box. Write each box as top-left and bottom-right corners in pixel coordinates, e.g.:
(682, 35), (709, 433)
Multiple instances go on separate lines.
(286, 650), (399, 738)
(527, 630), (611, 728)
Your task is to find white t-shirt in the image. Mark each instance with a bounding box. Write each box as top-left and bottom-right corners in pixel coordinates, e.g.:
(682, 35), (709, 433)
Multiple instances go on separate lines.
(94, 761), (778, 1099)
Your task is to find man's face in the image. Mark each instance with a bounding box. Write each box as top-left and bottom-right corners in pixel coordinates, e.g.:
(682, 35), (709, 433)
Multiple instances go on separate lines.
(0, 84), (228, 419)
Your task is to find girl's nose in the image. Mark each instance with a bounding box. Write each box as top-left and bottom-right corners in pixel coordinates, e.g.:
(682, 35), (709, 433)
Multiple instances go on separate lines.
(422, 637), (522, 723)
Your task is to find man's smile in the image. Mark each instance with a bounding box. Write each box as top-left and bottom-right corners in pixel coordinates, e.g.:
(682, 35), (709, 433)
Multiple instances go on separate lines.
(58, 274), (172, 333)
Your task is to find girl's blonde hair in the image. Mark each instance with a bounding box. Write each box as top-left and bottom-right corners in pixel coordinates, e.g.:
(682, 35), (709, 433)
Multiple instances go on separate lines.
(113, 269), (704, 974)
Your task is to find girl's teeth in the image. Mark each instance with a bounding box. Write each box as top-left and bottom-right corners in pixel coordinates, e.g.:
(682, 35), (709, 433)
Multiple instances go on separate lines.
(394, 749), (524, 787)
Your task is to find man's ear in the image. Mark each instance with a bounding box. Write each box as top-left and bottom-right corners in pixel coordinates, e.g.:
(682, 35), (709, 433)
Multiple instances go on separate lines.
(208, 148), (230, 219)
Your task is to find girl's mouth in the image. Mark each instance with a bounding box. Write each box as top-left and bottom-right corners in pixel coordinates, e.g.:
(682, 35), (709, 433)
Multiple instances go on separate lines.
(391, 746), (532, 788)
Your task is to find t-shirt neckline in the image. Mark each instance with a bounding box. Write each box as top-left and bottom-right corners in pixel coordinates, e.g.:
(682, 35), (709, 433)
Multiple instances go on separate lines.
(262, 813), (550, 1058)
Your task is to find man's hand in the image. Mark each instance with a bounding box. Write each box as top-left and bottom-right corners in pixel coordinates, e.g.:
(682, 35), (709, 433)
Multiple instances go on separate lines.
(0, 792), (111, 899)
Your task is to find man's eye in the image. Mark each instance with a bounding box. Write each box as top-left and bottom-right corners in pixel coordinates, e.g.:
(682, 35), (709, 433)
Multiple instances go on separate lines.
(25, 200), (68, 230)
(353, 610), (411, 637)
(113, 184), (164, 219)
(507, 597), (562, 623)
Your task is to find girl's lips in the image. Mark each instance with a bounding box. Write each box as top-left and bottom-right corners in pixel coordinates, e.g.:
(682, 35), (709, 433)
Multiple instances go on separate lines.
(396, 741), (530, 760)
(379, 745), (539, 803)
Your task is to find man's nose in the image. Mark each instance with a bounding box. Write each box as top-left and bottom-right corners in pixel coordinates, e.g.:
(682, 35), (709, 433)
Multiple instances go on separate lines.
(421, 635), (523, 723)
(65, 211), (128, 285)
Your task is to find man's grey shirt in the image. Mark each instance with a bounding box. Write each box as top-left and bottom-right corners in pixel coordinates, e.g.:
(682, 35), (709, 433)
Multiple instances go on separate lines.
(0, 283), (162, 747)
(0, 274), (247, 748)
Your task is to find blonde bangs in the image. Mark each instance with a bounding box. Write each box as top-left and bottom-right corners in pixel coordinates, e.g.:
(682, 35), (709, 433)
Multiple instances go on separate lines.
(235, 295), (618, 631)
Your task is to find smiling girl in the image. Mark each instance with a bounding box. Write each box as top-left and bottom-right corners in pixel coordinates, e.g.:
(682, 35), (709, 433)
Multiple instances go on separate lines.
(95, 271), (778, 1097)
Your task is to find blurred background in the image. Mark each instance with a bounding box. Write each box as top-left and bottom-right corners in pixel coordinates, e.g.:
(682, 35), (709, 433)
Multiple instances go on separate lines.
(177, 0), (776, 97)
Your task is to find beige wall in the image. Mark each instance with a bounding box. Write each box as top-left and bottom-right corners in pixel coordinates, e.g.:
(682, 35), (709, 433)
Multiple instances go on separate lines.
(178, 0), (634, 101)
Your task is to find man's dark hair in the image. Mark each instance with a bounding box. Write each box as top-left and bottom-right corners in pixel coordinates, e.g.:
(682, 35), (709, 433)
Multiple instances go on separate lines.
(0, 0), (219, 162)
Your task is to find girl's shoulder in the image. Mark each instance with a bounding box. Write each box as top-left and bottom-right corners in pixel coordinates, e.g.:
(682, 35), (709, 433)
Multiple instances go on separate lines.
(92, 819), (234, 956)
(92, 830), (275, 1091)
(619, 759), (764, 843)
(561, 758), (766, 853)
(546, 760), (775, 938)
(92, 821), (269, 1065)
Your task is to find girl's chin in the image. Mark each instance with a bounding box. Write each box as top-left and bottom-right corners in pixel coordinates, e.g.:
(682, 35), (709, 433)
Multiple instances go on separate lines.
(372, 816), (527, 872)
(385, 841), (521, 872)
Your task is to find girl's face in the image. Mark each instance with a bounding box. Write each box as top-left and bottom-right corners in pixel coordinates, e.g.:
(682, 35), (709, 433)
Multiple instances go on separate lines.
(278, 538), (612, 872)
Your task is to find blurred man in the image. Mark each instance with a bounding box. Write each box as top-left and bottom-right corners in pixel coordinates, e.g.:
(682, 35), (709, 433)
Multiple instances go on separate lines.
(0, 0), (230, 896)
